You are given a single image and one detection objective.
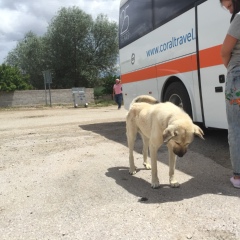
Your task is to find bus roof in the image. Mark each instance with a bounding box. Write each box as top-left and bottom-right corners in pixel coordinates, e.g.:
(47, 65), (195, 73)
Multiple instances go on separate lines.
(120, 0), (128, 7)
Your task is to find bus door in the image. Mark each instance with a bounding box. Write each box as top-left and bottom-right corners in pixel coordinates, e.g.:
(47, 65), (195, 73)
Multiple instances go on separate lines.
(196, 0), (229, 129)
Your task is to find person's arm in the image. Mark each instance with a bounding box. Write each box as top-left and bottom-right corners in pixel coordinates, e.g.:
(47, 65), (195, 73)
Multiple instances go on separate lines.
(221, 34), (238, 68)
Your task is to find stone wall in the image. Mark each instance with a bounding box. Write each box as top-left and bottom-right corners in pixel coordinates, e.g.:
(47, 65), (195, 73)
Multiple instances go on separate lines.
(0, 88), (94, 107)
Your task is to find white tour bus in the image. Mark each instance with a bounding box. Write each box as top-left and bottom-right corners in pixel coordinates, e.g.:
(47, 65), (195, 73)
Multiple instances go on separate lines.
(119, 0), (230, 129)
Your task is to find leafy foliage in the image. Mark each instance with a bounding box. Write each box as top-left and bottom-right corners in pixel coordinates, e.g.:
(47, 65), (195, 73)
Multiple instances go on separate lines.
(6, 32), (45, 89)
(0, 64), (32, 91)
(94, 86), (104, 99)
(5, 7), (119, 90)
(101, 74), (120, 95)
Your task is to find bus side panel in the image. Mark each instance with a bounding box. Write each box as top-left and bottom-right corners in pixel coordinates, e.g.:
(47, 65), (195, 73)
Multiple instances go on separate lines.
(122, 82), (138, 109)
(197, 0), (229, 129)
(120, 0), (230, 129)
(120, 8), (198, 111)
(122, 78), (159, 110)
(153, 9), (203, 122)
(120, 8), (196, 74)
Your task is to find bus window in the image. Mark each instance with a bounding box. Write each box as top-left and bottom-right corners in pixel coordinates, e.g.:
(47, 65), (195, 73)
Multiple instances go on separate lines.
(153, 0), (202, 28)
(119, 0), (153, 49)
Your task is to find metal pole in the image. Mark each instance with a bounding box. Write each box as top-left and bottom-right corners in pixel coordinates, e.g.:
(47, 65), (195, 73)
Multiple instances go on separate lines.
(44, 79), (47, 105)
(48, 83), (52, 107)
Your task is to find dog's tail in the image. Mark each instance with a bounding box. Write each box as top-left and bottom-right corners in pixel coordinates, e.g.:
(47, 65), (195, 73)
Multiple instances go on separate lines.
(130, 95), (159, 108)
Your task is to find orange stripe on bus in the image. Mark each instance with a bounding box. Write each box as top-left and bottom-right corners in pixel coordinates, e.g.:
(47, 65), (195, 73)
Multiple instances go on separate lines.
(199, 45), (222, 68)
(121, 45), (222, 84)
(156, 54), (198, 78)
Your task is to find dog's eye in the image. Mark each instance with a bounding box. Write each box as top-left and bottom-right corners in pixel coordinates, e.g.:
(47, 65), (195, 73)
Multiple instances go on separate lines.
(175, 142), (180, 145)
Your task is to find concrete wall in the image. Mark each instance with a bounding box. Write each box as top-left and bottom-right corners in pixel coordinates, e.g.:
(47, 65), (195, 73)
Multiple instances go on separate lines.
(0, 88), (94, 107)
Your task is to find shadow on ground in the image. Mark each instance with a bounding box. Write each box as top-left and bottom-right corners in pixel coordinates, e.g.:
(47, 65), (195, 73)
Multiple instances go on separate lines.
(105, 166), (239, 204)
(79, 121), (230, 168)
(80, 121), (238, 202)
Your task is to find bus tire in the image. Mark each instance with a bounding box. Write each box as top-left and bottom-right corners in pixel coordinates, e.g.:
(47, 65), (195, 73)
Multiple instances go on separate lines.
(163, 82), (193, 118)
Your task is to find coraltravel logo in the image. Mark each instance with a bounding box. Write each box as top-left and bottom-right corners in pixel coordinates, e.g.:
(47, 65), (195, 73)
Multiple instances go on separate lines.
(146, 28), (196, 57)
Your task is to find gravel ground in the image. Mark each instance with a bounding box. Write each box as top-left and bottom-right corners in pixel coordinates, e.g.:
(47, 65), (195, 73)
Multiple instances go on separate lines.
(0, 105), (239, 240)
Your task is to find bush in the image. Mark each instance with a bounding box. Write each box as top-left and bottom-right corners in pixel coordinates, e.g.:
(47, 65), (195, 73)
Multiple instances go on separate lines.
(101, 75), (119, 95)
(0, 64), (32, 91)
(94, 86), (104, 99)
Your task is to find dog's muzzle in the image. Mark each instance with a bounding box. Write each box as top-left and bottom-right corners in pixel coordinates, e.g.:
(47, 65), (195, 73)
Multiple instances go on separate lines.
(174, 149), (187, 158)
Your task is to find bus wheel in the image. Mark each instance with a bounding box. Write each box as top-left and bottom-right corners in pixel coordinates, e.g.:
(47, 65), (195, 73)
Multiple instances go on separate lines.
(163, 82), (192, 118)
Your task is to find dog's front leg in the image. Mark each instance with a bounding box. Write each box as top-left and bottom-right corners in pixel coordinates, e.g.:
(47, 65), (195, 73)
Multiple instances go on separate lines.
(127, 126), (137, 175)
(168, 146), (180, 188)
(149, 145), (160, 188)
(141, 134), (151, 170)
(127, 132), (137, 175)
(129, 149), (136, 175)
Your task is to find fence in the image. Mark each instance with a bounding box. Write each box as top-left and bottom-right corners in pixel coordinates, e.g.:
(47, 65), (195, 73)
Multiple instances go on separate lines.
(0, 88), (94, 107)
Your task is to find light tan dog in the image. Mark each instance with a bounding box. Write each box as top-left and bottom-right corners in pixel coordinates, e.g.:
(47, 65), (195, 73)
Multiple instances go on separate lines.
(126, 95), (204, 188)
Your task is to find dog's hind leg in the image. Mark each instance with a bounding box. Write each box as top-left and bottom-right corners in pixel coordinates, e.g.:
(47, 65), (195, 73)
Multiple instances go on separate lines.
(140, 133), (151, 170)
(167, 145), (180, 188)
(126, 123), (137, 175)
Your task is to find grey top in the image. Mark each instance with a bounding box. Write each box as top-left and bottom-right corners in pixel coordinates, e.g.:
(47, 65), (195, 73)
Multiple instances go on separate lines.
(227, 12), (240, 72)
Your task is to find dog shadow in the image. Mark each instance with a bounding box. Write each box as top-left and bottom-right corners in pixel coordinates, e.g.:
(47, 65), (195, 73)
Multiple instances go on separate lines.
(105, 166), (239, 204)
(80, 121), (239, 202)
(79, 121), (127, 144)
(79, 121), (231, 168)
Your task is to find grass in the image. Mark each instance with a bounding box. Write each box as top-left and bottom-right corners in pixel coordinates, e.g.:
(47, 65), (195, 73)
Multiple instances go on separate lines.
(93, 99), (115, 107)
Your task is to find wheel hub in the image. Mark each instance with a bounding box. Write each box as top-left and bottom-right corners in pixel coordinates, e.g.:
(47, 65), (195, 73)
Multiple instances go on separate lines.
(169, 94), (183, 109)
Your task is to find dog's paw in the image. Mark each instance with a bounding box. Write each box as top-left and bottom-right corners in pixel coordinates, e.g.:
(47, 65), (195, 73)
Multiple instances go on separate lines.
(170, 179), (180, 188)
(143, 162), (151, 170)
(129, 168), (137, 175)
(151, 182), (160, 189)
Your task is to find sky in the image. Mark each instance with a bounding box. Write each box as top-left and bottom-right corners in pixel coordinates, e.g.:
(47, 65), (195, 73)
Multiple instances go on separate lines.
(0, 0), (120, 64)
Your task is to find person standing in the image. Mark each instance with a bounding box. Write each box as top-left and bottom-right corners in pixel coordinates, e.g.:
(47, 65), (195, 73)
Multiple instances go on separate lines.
(113, 79), (123, 109)
(220, 0), (240, 188)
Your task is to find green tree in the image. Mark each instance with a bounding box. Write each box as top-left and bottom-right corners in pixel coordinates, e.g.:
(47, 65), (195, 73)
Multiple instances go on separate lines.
(101, 74), (120, 95)
(6, 7), (119, 89)
(6, 32), (45, 89)
(45, 7), (93, 88)
(85, 14), (119, 87)
(0, 64), (32, 91)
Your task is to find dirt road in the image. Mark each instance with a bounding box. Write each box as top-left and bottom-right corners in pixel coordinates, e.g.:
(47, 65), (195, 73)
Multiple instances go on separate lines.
(0, 105), (239, 240)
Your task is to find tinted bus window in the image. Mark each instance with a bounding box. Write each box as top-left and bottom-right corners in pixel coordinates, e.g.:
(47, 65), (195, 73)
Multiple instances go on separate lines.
(119, 0), (153, 49)
(153, 0), (201, 28)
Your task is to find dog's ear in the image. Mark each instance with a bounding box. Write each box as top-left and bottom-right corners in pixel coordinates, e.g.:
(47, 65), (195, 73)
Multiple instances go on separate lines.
(194, 124), (204, 140)
(163, 125), (177, 143)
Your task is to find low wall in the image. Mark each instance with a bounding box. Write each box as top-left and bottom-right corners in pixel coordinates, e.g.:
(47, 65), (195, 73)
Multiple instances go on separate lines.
(0, 88), (94, 107)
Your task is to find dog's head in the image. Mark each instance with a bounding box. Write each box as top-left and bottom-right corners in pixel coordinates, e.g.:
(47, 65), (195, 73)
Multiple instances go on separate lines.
(163, 124), (204, 157)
